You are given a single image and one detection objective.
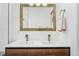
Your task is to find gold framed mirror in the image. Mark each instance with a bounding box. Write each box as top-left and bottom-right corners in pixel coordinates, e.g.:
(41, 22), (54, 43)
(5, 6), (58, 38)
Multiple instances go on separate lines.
(20, 4), (56, 31)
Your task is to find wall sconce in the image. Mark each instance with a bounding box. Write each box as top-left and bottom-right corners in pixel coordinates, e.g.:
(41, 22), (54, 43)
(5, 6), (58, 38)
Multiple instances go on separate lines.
(29, 4), (47, 6)
(29, 4), (34, 6)
(36, 3), (41, 6)
(42, 4), (47, 6)
(58, 9), (66, 32)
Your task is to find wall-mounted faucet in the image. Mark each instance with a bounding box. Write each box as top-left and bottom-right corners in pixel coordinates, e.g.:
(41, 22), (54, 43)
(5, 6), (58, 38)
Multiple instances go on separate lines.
(25, 34), (28, 43)
(48, 34), (51, 44)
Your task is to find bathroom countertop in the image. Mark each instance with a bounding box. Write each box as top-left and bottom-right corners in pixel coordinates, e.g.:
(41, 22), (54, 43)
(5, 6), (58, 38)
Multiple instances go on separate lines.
(5, 40), (70, 48)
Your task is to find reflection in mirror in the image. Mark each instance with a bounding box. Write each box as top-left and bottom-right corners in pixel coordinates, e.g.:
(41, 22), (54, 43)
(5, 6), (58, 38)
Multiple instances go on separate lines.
(23, 7), (53, 28)
(20, 4), (56, 31)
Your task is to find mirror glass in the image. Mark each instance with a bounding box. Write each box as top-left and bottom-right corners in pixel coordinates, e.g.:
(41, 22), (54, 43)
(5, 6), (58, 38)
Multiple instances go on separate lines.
(23, 7), (53, 28)
(20, 4), (56, 31)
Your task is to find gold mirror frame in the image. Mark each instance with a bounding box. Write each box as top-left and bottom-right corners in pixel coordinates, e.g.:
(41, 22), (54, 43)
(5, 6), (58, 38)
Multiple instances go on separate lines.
(20, 4), (56, 31)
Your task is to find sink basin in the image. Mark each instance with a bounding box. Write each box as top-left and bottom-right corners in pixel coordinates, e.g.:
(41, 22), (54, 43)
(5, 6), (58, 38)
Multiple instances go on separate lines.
(5, 40), (54, 47)
(18, 41), (53, 46)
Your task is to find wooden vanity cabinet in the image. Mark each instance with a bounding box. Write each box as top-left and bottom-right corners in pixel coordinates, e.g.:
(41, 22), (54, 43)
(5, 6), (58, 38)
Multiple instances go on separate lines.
(5, 47), (70, 56)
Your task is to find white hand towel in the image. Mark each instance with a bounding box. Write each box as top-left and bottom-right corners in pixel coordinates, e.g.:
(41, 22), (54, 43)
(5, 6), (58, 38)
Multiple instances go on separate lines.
(62, 11), (66, 31)
(58, 9), (66, 32)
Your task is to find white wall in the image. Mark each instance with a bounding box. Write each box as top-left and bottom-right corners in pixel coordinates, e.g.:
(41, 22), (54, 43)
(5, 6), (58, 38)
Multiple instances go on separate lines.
(0, 3), (8, 51)
(9, 3), (77, 56)
(56, 3), (77, 56)
(77, 4), (79, 56)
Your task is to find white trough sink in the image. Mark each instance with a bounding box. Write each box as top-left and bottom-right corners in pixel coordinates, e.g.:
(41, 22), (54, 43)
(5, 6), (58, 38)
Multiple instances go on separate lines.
(5, 40), (54, 47)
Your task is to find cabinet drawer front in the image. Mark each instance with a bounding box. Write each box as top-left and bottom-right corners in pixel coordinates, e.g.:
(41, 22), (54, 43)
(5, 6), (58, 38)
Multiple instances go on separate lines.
(5, 47), (70, 56)
(48, 49), (70, 56)
(6, 49), (27, 56)
(27, 49), (49, 56)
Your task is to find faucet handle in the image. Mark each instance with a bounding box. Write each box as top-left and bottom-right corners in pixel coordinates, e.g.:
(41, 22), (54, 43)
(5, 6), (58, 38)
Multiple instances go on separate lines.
(25, 34), (28, 41)
(25, 34), (28, 37)
(48, 34), (51, 43)
(48, 34), (51, 37)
